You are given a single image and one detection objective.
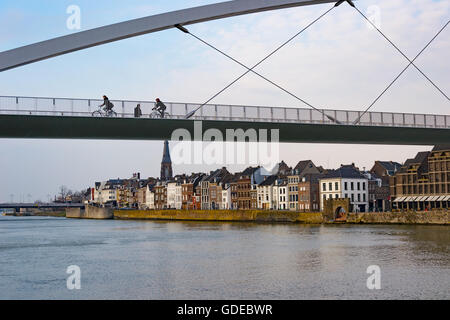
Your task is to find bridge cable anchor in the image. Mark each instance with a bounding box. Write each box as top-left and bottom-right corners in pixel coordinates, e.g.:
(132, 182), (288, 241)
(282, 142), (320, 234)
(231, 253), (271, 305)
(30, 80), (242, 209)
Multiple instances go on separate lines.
(335, 0), (355, 7)
(175, 24), (190, 34)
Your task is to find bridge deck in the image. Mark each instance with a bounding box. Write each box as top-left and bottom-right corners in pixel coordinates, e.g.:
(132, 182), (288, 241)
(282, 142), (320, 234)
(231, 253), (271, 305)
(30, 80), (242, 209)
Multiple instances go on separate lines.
(0, 96), (448, 145)
(0, 95), (449, 128)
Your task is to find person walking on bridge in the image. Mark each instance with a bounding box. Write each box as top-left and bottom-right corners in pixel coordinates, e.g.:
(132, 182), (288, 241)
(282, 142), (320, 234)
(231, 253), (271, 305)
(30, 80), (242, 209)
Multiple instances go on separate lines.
(134, 104), (142, 118)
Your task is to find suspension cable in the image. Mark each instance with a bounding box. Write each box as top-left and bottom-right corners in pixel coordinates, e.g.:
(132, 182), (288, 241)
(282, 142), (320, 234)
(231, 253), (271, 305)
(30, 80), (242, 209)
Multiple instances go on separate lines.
(179, 4), (336, 119)
(353, 5), (449, 103)
(179, 25), (336, 121)
(354, 20), (450, 125)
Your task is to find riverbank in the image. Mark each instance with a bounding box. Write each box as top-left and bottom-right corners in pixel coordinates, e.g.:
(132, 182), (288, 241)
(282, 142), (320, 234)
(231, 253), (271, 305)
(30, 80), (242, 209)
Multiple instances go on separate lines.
(113, 209), (450, 225)
(114, 209), (323, 224)
(5, 211), (65, 217)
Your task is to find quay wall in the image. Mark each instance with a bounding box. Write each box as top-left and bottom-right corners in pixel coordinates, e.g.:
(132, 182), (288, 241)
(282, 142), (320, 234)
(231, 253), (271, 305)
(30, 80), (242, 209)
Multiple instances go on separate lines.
(114, 209), (323, 224)
(346, 211), (450, 225)
(66, 206), (113, 219)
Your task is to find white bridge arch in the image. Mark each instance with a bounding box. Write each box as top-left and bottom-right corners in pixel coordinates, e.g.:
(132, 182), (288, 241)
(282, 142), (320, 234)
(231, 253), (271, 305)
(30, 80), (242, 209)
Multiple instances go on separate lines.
(0, 0), (337, 72)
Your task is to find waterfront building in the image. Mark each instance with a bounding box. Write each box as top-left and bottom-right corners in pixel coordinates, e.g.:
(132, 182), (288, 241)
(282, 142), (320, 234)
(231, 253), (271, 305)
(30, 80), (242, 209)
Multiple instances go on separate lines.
(390, 145), (450, 210)
(220, 184), (232, 209)
(154, 182), (167, 209)
(200, 167), (231, 210)
(160, 140), (173, 181)
(273, 179), (288, 210)
(93, 179), (122, 206)
(368, 161), (402, 211)
(298, 173), (322, 212)
(166, 180), (182, 209)
(135, 177), (157, 209)
(363, 171), (388, 212)
(257, 175), (278, 210)
(287, 174), (300, 211)
(181, 173), (204, 210)
(287, 160), (321, 211)
(320, 164), (369, 212)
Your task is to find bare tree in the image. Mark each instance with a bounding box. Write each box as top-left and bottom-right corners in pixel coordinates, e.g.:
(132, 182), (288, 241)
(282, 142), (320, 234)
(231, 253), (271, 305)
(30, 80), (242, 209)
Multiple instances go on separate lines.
(58, 185), (69, 201)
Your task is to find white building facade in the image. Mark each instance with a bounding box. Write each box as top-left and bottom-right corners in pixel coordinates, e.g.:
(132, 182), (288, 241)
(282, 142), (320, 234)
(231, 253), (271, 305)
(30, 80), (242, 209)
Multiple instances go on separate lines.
(319, 165), (369, 212)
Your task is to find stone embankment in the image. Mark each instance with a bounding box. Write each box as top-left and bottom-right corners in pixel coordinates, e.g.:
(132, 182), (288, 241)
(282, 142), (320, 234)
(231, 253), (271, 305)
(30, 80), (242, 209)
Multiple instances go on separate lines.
(64, 207), (449, 225)
(66, 205), (113, 219)
(346, 211), (449, 225)
(114, 209), (323, 224)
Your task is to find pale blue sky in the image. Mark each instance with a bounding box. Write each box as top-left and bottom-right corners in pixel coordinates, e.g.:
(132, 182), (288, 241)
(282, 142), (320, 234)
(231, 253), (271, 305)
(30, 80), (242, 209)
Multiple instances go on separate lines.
(0, 0), (449, 202)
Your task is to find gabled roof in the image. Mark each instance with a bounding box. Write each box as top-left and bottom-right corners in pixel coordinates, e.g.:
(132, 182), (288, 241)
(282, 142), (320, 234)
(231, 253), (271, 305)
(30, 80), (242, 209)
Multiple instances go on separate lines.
(432, 144), (450, 152)
(258, 175), (279, 186)
(322, 164), (366, 179)
(294, 160), (312, 172)
(241, 166), (260, 176)
(397, 151), (430, 174)
(275, 161), (291, 175)
(376, 161), (402, 173)
(203, 167), (230, 183)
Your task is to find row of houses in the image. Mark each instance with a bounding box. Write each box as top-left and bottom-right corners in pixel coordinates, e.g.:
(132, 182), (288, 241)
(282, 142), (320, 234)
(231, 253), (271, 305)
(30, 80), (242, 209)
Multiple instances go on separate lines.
(89, 161), (387, 212)
(89, 145), (450, 212)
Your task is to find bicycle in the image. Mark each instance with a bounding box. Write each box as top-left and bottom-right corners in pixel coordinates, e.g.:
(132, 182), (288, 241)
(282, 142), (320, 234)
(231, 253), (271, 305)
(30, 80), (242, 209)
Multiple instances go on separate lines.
(92, 107), (117, 117)
(149, 108), (171, 119)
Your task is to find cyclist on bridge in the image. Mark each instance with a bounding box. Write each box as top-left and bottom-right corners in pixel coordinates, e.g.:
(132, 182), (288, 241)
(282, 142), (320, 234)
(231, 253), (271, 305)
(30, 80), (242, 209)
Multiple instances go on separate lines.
(99, 95), (114, 112)
(153, 98), (167, 118)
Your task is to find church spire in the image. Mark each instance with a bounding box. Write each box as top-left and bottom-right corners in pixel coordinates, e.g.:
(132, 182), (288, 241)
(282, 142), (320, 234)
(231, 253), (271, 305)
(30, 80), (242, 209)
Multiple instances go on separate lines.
(160, 140), (173, 181)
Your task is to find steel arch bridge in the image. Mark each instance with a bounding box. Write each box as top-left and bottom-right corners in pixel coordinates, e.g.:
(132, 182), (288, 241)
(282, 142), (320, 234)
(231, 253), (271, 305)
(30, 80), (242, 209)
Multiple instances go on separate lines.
(0, 0), (337, 71)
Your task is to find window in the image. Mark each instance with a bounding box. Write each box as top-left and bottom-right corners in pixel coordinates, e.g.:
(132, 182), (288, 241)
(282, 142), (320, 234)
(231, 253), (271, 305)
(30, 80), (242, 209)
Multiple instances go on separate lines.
(345, 194), (348, 198)
(329, 182), (332, 191)
(362, 182), (366, 191)
(358, 194), (361, 202)
(335, 182), (339, 191)
(357, 182), (360, 190)
(323, 183), (326, 191)
(351, 194), (354, 202)
(344, 182), (348, 190)
(335, 194), (339, 199)
(351, 182), (354, 191)
(363, 193), (366, 202)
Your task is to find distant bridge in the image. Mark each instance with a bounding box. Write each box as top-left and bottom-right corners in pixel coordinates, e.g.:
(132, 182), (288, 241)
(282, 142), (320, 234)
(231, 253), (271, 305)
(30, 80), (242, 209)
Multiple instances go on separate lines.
(0, 95), (448, 145)
(0, 203), (85, 211)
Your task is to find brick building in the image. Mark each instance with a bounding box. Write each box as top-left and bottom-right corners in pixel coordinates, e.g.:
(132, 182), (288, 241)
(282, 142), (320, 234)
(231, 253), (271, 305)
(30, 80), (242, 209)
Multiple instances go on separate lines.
(391, 145), (450, 210)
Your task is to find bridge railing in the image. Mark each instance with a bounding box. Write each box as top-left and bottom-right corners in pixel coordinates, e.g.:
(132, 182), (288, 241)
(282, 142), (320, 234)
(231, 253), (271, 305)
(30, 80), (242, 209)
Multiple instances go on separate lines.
(0, 95), (448, 128)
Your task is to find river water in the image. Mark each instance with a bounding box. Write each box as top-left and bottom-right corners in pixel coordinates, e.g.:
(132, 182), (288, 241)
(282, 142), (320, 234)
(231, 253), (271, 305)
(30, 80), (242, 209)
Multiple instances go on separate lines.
(0, 215), (449, 300)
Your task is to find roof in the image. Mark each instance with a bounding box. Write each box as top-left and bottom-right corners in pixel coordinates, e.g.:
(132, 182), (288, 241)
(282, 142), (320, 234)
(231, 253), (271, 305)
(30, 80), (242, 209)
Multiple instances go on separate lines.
(258, 175), (279, 186)
(275, 161), (291, 175)
(203, 167), (230, 183)
(432, 145), (450, 152)
(299, 172), (324, 183)
(322, 164), (366, 179)
(376, 161), (402, 173)
(241, 166), (260, 176)
(294, 160), (313, 173)
(397, 151), (430, 174)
